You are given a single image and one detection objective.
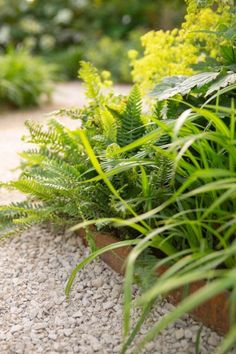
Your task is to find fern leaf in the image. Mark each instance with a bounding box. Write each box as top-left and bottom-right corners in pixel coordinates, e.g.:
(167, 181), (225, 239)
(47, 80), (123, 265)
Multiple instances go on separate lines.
(117, 85), (145, 147)
(47, 119), (80, 152)
(79, 61), (102, 100)
(8, 179), (56, 200)
(23, 120), (62, 150)
(100, 108), (117, 143)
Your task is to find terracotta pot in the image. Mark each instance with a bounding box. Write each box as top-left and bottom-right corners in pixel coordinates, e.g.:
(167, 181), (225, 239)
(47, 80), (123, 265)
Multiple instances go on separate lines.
(77, 228), (233, 336)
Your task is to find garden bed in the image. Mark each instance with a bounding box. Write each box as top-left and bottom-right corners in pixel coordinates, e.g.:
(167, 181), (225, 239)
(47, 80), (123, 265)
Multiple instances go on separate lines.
(77, 227), (234, 337)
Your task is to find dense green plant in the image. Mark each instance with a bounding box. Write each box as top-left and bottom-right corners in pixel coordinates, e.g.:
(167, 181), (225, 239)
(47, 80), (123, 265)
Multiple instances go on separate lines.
(68, 6), (236, 346)
(0, 48), (55, 108)
(65, 88), (236, 353)
(0, 62), (174, 244)
(1, 60), (236, 352)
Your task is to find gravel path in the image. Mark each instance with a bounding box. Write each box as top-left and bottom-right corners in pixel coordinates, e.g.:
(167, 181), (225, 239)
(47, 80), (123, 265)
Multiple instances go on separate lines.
(0, 82), (232, 354)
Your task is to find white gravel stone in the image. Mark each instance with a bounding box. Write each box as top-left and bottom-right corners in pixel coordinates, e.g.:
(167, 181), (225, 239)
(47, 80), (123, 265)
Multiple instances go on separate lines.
(185, 328), (193, 339)
(48, 332), (57, 340)
(92, 277), (104, 288)
(175, 328), (185, 340)
(64, 328), (73, 337)
(0, 332), (6, 341)
(37, 273), (47, 283)
(10, 325), (23, 334)
(72, 310), (83, 318)
(208, 333), (220, 346)
(103, 301), (114, 310)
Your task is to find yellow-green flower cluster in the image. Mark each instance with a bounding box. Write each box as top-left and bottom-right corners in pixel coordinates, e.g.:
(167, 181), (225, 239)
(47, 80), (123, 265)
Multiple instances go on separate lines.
(129, 2), (234, 92)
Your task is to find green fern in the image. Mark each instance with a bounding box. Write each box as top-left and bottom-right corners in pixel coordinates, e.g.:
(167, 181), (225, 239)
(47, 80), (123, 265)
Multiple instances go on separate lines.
(79, 61), (104, 101)
(0, 201), (57, 239)
(23, 120), (62, 151)
(115, 85), (145, 147)
(47, 119), (81, 153)
(0, 62), (175, 240)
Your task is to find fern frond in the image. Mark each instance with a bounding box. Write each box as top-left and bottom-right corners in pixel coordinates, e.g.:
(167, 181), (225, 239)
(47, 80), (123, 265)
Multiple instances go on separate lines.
(23, 120), (62, 150)
(42, 158), (82, 182)
(79, 61), (102, 100)
(100, 108), (117, 143)
(0, 201), (58, 239)
(151, 156), (174, 189)
(20, 148), (63, 170)
(47, 119), (81, 152)
(8, 179), (58, 200)
(116, 85), (145, 147)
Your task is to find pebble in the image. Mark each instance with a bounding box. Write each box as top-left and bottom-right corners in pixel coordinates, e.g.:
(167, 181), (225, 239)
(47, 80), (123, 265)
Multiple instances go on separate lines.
(37, 273), (47, 283)
(0, 332), (6, 341)
(34, 322), (46, 330)
(175, 328), (185, 340)
(54, 296), (65, 305)
(64, 328), (73, 337)
(92, 277), (104, 288)
(29, 309), (38, 320)
(184, 329), (193, 339)
(10, 325), (23, 334)
(103, 301), (114, 310)
(53, 343), (64, 351)
(208, 333), (219, 346)
(72, 310), (83, 318)
(48, 332), (57, 340)
(146, 342), (156, 351)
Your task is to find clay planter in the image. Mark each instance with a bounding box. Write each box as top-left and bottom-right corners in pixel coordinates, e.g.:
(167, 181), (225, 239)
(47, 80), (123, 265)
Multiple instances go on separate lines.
(77, 228), (233, 336)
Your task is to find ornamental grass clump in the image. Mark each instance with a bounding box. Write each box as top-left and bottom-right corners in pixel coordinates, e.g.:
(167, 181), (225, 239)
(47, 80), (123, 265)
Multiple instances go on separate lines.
(0, 48), (55, 108)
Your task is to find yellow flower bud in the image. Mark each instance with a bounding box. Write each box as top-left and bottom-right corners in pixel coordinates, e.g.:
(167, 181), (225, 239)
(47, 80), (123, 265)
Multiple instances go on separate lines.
(101, 70), (111, 80)
(128, 49), (138, 60)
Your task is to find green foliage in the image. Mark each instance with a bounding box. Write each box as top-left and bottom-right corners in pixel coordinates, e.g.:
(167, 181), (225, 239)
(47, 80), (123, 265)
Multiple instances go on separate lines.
(151, 72), (220, 100)
(43, 32), (143, 82)
(0, 63), (176, 242)
(114, 85), (144, 147)
(0, 48), (55, 108)
(0, 0), (184, 50)
(66, 94), (236, 353)
(83, 30), (144, 83)
(1, 59), (235, 250)
(0, 2), (236, 350)
(43, 46), (82, 80)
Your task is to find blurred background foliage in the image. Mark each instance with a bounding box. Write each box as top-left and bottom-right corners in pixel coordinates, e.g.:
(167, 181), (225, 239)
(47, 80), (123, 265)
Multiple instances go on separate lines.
(0, 0), (186, 82)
